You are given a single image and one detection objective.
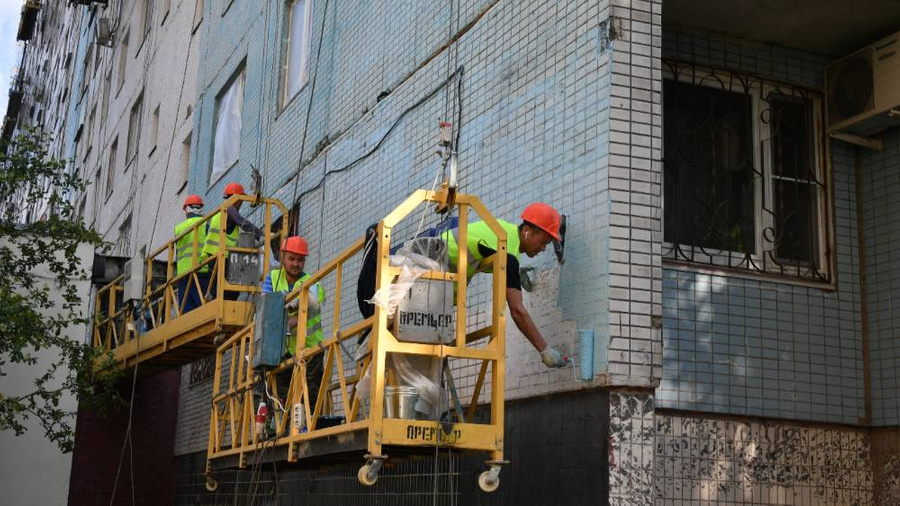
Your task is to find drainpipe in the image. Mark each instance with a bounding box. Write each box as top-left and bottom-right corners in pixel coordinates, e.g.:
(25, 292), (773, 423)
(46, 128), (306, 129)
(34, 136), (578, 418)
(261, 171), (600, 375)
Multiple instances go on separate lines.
(853, 146), (873, 425)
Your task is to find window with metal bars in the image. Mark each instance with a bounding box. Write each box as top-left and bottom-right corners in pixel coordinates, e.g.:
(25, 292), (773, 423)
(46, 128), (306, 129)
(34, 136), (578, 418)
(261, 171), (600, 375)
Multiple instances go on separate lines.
(662, 61), (831, 283)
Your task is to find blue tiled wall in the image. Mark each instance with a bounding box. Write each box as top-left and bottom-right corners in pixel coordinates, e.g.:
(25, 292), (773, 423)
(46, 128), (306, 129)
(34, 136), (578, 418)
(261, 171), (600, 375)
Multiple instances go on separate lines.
(657, 29), (866, 424)
(860, 128), (900, 426)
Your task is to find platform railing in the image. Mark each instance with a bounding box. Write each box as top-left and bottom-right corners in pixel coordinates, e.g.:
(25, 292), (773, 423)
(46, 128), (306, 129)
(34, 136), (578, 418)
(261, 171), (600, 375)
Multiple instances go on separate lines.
(92, 274), (134, 350)
(206, 189), (509, 484)
(92, 195), (290, 370)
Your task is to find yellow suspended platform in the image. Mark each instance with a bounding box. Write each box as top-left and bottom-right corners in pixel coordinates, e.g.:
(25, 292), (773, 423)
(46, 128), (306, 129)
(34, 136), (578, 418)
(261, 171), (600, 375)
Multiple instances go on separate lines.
(205, 188), (510, 493)
(92, 195), (290, 374)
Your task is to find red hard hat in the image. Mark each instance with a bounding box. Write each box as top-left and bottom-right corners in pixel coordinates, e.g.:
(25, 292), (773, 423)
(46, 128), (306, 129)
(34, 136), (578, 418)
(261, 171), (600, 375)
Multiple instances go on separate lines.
(183, 194), (204, 210)
(281, 236), (309, 256)
(521, 203), (562, 241)
(223, 182), (246, 197)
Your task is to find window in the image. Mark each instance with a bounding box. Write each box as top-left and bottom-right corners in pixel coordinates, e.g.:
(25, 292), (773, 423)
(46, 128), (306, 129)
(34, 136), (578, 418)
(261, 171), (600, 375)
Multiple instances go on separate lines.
(150, 104), (160, 154)
(102, 69), (112, 120)
(93, 169), (101, 212)
(142, 0), (153, 39)
(82, 44), (93, 96)
(126, 93), (143, 163)
(181, 132), (192, 186)
(86, 105), (96, 150)
(210, 68), (245, 182)
(282, 0), (313, 105)
(161, 0), (171, 24)
(106, 138), (118, 199)
(117, 33), (129, 91)
(662, 61), (829, 282)
(193, 0), (205, 31)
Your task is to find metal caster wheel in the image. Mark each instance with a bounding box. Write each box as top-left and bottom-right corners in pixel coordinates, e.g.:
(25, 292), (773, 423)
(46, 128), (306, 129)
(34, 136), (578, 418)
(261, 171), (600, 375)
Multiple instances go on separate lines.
(478, 470), (499, 493)
(358, 463), (378, 486)
(205, 476), (218, 492)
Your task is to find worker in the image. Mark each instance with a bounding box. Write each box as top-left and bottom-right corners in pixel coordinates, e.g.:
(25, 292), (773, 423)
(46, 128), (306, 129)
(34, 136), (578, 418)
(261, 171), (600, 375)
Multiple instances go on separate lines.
(202, 182), (262, 300)
(262, 236), (326, 410)
(174, 194), (208, 313)
(441, 202), (568, 368)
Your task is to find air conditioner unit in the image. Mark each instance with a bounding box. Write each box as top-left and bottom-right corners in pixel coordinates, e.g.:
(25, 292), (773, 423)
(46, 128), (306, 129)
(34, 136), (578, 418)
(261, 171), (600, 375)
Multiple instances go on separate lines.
(122, 256), (145, 302)
(826, 31), (900, 137)
(96, 17), (113, 47)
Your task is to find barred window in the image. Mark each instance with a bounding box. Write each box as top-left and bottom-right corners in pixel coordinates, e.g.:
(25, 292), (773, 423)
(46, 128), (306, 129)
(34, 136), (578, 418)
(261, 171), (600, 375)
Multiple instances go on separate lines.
(662, 62), (831, 283)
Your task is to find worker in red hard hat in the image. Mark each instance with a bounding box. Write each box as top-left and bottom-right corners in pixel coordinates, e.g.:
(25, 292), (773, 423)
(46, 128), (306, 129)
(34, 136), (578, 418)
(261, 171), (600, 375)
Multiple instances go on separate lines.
(262, 236), (326, 414)
(440, 202), (568, 368)
(174, 195), (208, 313)
(202, 182), (263, 300)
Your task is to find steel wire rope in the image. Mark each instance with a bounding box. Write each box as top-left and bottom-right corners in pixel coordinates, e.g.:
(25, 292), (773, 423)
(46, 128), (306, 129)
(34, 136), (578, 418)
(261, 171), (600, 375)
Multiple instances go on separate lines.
(107, 306), (141, 506)
(107, 4), (166, 502)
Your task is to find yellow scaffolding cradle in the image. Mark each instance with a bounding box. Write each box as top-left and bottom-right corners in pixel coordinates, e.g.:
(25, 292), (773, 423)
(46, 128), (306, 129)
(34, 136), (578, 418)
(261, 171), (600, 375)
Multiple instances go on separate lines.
(92, 195), (290, 373)
(205, 188), (509, 493)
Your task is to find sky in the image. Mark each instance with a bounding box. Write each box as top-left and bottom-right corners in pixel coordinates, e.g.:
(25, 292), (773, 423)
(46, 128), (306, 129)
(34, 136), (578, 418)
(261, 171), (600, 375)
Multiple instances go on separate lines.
(0, 0), (25, 117)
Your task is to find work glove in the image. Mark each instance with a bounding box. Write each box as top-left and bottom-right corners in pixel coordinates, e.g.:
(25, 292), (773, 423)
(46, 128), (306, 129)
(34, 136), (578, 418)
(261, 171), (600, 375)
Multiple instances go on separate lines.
(540, 347), (567, 368)
(286, 298), (300, 311)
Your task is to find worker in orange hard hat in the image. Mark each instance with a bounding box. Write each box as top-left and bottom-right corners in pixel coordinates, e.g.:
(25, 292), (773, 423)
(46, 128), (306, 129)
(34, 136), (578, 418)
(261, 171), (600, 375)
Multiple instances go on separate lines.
(202, 182), (263, 300)
(358, 202), (567, 368)
(440, 202), (568, 368)
(174, 194), (208, 313)
(262, 236), (326, 415)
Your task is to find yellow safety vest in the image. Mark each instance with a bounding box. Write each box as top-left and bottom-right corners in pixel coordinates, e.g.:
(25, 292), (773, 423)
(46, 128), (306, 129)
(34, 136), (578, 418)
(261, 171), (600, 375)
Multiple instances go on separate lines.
(202, 211), (240, 258)
(268, 269), (325, 355)
(174, 216), (208, 275)
(441, 220), (521, 281)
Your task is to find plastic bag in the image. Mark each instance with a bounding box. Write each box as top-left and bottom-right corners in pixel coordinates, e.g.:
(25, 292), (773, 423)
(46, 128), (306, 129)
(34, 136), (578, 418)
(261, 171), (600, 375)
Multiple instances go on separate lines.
(355, 354), (447, 419)
(366, 238), (446, 318)
(357, 238), (451, 419)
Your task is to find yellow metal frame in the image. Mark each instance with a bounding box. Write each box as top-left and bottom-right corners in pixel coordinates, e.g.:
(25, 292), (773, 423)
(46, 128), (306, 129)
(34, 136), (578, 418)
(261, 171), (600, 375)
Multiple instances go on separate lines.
(206, 189), (508, 474)
(93, 195), (290, 372)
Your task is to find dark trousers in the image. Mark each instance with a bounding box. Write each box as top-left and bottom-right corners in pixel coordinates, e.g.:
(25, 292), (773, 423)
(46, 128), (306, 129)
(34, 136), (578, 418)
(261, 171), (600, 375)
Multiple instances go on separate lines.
(274, 353), (324, 409)
(207, 276), (241, 301)
(176, 272), (211, 314)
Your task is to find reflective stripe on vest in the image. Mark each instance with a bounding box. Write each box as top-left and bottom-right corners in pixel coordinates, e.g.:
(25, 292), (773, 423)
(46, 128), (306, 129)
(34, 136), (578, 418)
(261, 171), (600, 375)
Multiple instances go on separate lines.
(441, 220), (521, 281)
(202, 211), (240, 257)
(174, 216), (208, 275)
(269, 268), (326, 355)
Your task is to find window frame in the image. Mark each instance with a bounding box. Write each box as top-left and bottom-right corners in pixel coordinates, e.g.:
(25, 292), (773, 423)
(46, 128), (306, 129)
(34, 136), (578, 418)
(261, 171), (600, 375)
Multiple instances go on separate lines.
(116, 32), (129, 94)
(661, 61), (833, 285)
(208, 65), (246, 185)
(106, 137), (118, 201)
(126, 92), (144, 166)
(281, 0), (313, 109)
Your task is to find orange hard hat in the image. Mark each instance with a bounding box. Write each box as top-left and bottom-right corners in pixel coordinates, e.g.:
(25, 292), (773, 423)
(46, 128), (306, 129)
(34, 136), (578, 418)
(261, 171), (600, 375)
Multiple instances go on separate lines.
(281, 236), (309, 256)
(183, 194), (204, 210)
(521, 203), (562, 241)
(223, 182), (246, 197)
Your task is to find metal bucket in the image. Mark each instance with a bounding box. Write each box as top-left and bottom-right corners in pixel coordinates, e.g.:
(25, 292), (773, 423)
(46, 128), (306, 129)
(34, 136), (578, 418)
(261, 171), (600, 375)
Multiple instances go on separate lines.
(384, 386), (418, 419)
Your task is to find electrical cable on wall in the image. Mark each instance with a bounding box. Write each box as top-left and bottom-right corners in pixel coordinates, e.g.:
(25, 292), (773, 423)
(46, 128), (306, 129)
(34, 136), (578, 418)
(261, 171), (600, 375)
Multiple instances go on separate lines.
(290, 65), (465, 209)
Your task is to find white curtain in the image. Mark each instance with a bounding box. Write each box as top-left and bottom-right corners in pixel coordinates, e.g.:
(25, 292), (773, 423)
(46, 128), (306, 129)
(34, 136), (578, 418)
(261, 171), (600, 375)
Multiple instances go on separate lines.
(211, 71), (245, 180)
(285, 0), (311, 101)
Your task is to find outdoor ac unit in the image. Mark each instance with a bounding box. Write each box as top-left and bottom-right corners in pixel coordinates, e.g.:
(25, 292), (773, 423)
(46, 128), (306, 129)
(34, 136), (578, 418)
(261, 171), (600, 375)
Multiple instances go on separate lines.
(96, 17), (113, 47)
(826, 31), (900, 137)
(122, 256), (144, 302)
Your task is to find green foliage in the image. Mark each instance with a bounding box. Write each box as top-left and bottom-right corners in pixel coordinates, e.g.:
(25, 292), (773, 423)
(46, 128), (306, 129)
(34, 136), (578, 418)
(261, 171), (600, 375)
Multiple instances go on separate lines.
(0, 128), (123, 453)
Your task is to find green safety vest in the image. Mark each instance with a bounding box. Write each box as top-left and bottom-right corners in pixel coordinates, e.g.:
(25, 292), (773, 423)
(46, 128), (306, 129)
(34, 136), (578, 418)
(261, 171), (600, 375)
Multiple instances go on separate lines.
(202, 211), (240, 258)
(441, 220), (521, 281)
(174, 216), (208, 275)
(269, 268), (326, 355)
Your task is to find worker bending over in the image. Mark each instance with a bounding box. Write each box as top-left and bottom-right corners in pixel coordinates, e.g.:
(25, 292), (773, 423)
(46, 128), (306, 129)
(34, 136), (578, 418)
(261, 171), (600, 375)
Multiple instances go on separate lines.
(262, 236), (327, 407)
(174, 195), (208, 313)
(202, 182), (262, 300)
(441, 202), (567, 368)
